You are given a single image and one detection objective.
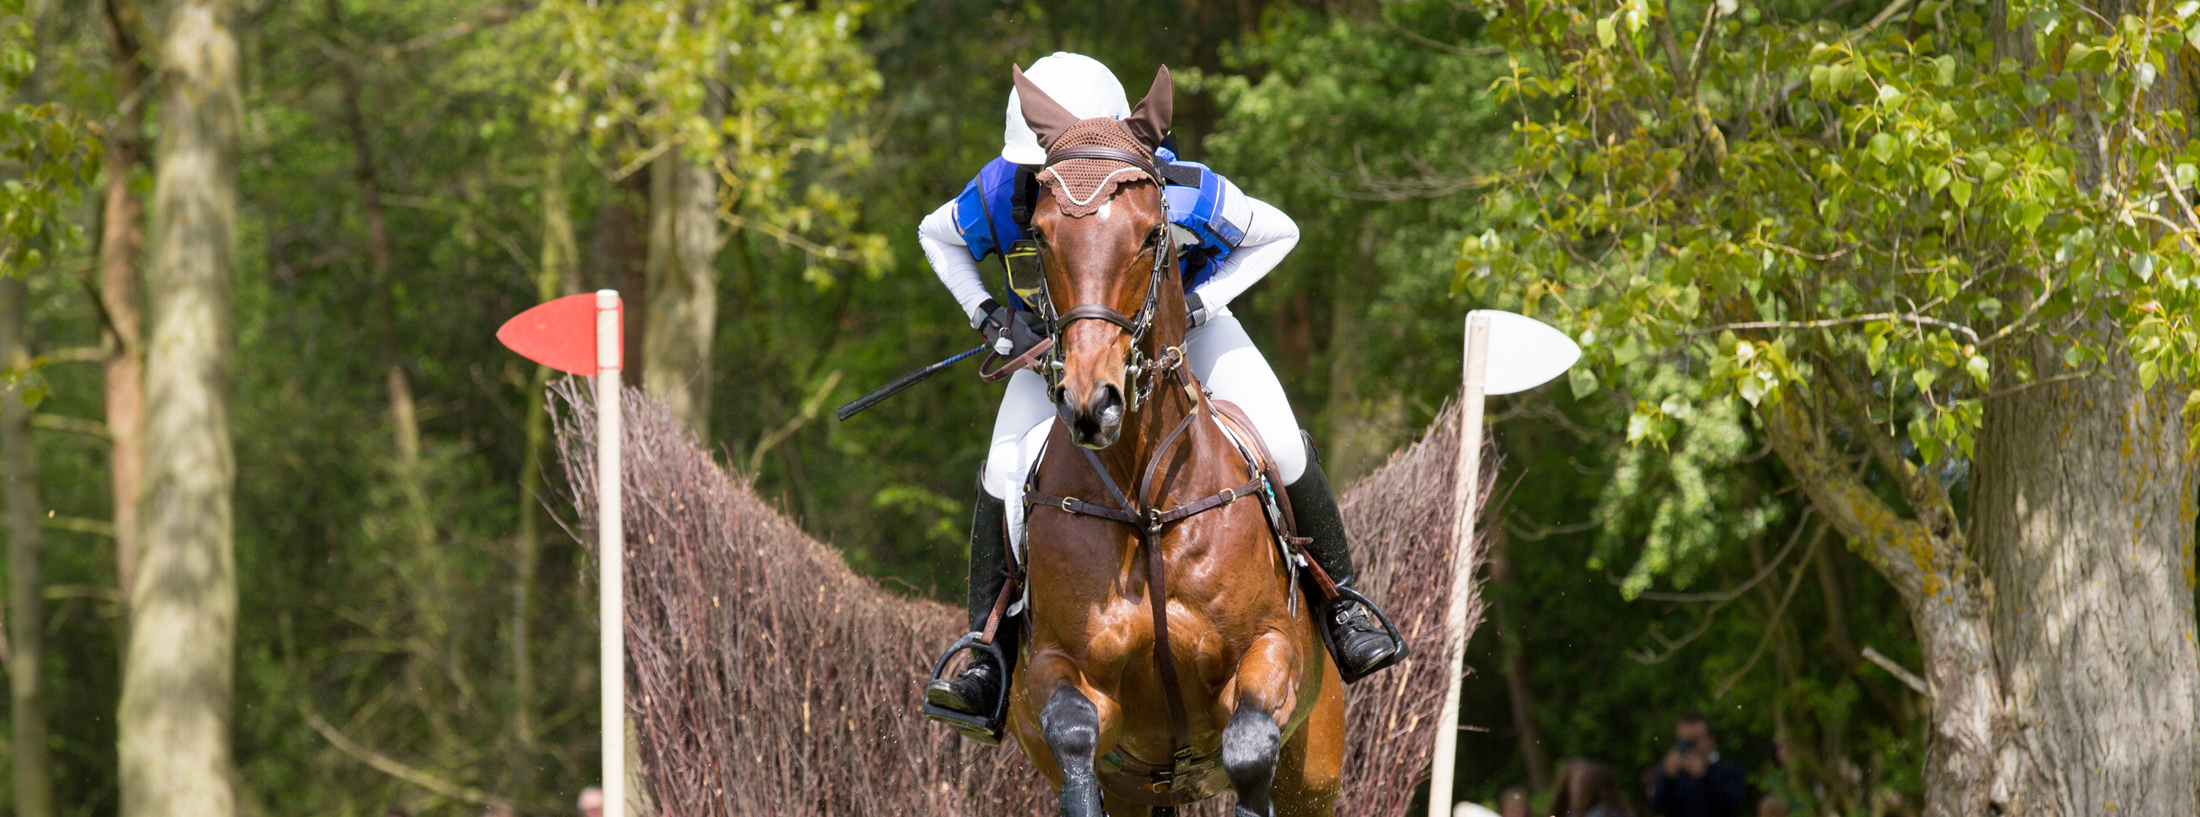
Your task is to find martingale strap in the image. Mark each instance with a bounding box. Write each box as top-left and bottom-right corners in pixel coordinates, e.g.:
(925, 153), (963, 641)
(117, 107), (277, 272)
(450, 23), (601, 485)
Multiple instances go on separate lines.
(1021, 362), (1265, 789)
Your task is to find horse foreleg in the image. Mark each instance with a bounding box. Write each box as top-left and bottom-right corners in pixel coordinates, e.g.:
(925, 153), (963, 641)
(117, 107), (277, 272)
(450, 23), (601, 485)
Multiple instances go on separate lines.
(1269, 658), (1345, 817)
(1040, 685), (1106, 817)
(1224, 631), (1305, 817)
(1223, 704), (1283, 817)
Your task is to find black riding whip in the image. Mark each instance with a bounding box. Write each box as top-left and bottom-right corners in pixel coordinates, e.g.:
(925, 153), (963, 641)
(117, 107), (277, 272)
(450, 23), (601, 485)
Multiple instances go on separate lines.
(835, 343), (990, 421)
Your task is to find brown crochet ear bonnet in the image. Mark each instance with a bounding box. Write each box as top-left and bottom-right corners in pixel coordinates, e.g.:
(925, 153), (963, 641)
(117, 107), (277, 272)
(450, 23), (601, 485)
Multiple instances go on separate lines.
(1012, 65), (1174, 219)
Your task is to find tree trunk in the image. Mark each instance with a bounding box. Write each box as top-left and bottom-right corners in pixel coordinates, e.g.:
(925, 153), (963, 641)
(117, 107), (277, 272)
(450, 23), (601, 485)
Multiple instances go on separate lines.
(327, 0), (388, 275)
(593, 167), (650, 385)
(8, 2), (57, 813)
(100, 0), (149, 612)
(5, 277), (53, 817)
(1487, 531), (1549, 794)
(510, 146), (579, 797)
(119, 3), (241, 817)
(1758, 395), (2007, 816)
(642, 149), (718, 437)
(322, 0), (392, 350)
(1971, 334), (2200, 815)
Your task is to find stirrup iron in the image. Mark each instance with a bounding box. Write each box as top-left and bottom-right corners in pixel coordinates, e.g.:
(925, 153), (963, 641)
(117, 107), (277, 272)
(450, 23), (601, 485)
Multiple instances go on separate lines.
(921, 633), (1011, 744)
(1321, 585), (1410, 684)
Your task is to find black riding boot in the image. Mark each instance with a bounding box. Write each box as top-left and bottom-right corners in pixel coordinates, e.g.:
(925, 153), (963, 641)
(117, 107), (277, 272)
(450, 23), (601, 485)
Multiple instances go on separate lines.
(923, 479), (1019, 739)
(1285, 433), (1407, 684)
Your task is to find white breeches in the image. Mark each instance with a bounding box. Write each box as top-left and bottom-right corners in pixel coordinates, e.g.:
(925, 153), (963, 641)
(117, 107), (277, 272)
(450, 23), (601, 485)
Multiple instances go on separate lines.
(979, 313), (1307, 503)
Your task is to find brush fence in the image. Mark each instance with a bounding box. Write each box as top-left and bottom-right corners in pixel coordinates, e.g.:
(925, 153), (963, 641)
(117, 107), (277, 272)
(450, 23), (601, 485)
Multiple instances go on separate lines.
(552, 383), (1493, 816)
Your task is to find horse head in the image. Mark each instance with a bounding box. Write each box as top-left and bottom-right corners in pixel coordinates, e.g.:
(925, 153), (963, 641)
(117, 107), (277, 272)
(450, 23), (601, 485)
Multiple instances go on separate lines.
(1014, 65), (1179, 450)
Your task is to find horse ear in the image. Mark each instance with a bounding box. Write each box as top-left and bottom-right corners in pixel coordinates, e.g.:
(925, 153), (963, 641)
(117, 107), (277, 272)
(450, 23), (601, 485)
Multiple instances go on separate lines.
(1123, 66), (1173, 148)
(1013, 65), (1081, 151)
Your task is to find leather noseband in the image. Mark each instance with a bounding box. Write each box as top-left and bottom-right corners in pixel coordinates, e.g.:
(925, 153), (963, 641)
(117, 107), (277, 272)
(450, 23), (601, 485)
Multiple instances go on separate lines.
(1054, 303), (1139, 333)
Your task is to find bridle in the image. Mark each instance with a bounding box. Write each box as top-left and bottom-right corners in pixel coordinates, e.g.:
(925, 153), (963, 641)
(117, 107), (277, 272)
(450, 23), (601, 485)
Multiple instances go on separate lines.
(1019, 144), (1177, 412)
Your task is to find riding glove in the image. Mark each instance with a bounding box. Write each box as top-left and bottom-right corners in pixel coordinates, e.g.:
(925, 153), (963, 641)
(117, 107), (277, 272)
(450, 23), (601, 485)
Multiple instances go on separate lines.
(1185, 291), (1211, 327)
(976, 298), (1050, 359)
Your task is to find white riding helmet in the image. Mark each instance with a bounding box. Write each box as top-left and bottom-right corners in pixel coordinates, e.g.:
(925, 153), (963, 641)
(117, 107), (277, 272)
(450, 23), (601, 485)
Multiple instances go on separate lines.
(1003, 52), (1131, 165)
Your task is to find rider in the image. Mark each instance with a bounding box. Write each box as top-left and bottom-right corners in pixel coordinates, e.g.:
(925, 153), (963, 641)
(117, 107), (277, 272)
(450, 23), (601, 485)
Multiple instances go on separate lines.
(916, 52), (1405, 732)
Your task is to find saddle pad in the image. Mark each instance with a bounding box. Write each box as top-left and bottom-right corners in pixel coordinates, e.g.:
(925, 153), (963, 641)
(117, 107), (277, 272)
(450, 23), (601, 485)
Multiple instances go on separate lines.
(1002, 417), (1057, 617)
(1208, 400), (1301, 540)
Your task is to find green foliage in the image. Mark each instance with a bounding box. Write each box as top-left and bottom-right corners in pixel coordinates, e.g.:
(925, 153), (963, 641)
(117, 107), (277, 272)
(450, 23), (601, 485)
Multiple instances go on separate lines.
(0, 0), (99, 276)
(1195, 0), (1510, 476)
(1593, 365), (1776, 597)
(1462, 0), (2200, 465)
(533, 0), (890, 284)
(1452, 402), (1926, 814)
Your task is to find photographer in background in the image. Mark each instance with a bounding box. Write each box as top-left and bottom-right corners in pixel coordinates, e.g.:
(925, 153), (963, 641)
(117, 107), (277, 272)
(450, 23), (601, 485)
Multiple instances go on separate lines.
(1648, 713), (1747, 817)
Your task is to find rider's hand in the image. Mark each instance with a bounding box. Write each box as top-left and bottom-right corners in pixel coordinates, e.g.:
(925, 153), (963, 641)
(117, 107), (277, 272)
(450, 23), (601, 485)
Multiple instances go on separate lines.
(977, 298), (1048, 359)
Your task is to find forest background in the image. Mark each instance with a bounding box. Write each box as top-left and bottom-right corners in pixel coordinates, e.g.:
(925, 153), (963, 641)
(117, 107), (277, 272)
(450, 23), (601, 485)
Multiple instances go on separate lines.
(2, 0), (2196, 815)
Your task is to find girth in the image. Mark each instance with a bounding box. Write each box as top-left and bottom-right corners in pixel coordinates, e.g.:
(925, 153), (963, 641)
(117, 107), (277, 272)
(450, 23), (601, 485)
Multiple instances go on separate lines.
(1021, 353), (1263, 798)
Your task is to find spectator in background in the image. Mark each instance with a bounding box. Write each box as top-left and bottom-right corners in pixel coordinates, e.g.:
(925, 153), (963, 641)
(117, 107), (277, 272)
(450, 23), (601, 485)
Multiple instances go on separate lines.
(1648, 713), (1747, 817)
(1501, 787), (1532, 817)
(579, 787), (604, 817)
(1755, 795), (1791, 817)
(1548, 758), (1633, 817)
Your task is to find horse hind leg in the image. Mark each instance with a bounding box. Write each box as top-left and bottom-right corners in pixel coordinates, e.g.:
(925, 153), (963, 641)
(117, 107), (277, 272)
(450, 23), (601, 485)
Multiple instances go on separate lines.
(1041, 686), (1106, 817)
(1223, 705), (1283, 817)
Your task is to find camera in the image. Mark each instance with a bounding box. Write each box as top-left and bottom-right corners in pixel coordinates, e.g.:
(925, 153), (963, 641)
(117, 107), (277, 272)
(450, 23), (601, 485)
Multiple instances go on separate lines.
(1677, 737), (1697, 754)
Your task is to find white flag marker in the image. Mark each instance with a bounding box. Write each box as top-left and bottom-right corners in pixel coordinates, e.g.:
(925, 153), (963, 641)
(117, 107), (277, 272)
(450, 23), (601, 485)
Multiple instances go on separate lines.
(1427, 309), (1579, 817)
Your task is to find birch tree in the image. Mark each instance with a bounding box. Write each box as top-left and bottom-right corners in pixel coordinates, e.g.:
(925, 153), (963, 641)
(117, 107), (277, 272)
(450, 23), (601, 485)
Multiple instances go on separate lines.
(118, 1), (240, 816)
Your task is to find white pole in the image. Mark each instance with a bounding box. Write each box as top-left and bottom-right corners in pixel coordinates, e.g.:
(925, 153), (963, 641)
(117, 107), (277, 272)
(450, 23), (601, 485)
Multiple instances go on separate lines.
(1427, 312), (1491, 817)
(595, 290), (625, 817)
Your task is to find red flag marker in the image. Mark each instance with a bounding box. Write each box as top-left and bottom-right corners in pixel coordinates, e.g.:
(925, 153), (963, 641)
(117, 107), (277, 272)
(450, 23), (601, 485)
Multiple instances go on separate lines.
(497, 292), (623, 375)
(497, 290), (627, 817)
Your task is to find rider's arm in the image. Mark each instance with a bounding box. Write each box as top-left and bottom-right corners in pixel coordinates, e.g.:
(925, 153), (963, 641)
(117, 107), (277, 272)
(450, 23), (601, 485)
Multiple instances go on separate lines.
(1186, 193), (1298, 316)
(918, 200), (995, 328)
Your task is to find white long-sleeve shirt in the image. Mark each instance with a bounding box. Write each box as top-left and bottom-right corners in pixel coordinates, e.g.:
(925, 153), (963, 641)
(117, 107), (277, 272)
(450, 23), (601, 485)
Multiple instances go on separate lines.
(917, 181), (1300, 328)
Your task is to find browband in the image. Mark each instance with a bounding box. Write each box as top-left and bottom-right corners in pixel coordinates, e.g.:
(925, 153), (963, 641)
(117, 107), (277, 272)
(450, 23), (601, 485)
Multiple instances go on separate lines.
(1043, 145), (1158, 176)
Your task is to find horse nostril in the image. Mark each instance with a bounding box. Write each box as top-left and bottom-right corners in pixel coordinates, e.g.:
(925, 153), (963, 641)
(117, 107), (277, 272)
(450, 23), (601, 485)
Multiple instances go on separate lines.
(1094, 384), (1124, 424)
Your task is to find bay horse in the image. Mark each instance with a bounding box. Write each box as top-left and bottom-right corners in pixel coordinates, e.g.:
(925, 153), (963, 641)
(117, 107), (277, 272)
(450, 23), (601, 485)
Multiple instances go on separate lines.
(1000, 66), (1345, 817)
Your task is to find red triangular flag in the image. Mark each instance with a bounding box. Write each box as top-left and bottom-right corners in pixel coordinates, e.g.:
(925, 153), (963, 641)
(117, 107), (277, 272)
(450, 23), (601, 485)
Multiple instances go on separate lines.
(497, 292), (621, 375)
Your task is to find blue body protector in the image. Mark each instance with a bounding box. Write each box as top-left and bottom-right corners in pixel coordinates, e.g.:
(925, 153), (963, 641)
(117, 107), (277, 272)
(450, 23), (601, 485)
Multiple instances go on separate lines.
(951, 149), (1246, 292)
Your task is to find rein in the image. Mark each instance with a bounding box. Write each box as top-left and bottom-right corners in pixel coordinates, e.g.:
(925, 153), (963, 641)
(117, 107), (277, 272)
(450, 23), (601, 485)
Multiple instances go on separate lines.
(1025, 348), (1264, 791)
